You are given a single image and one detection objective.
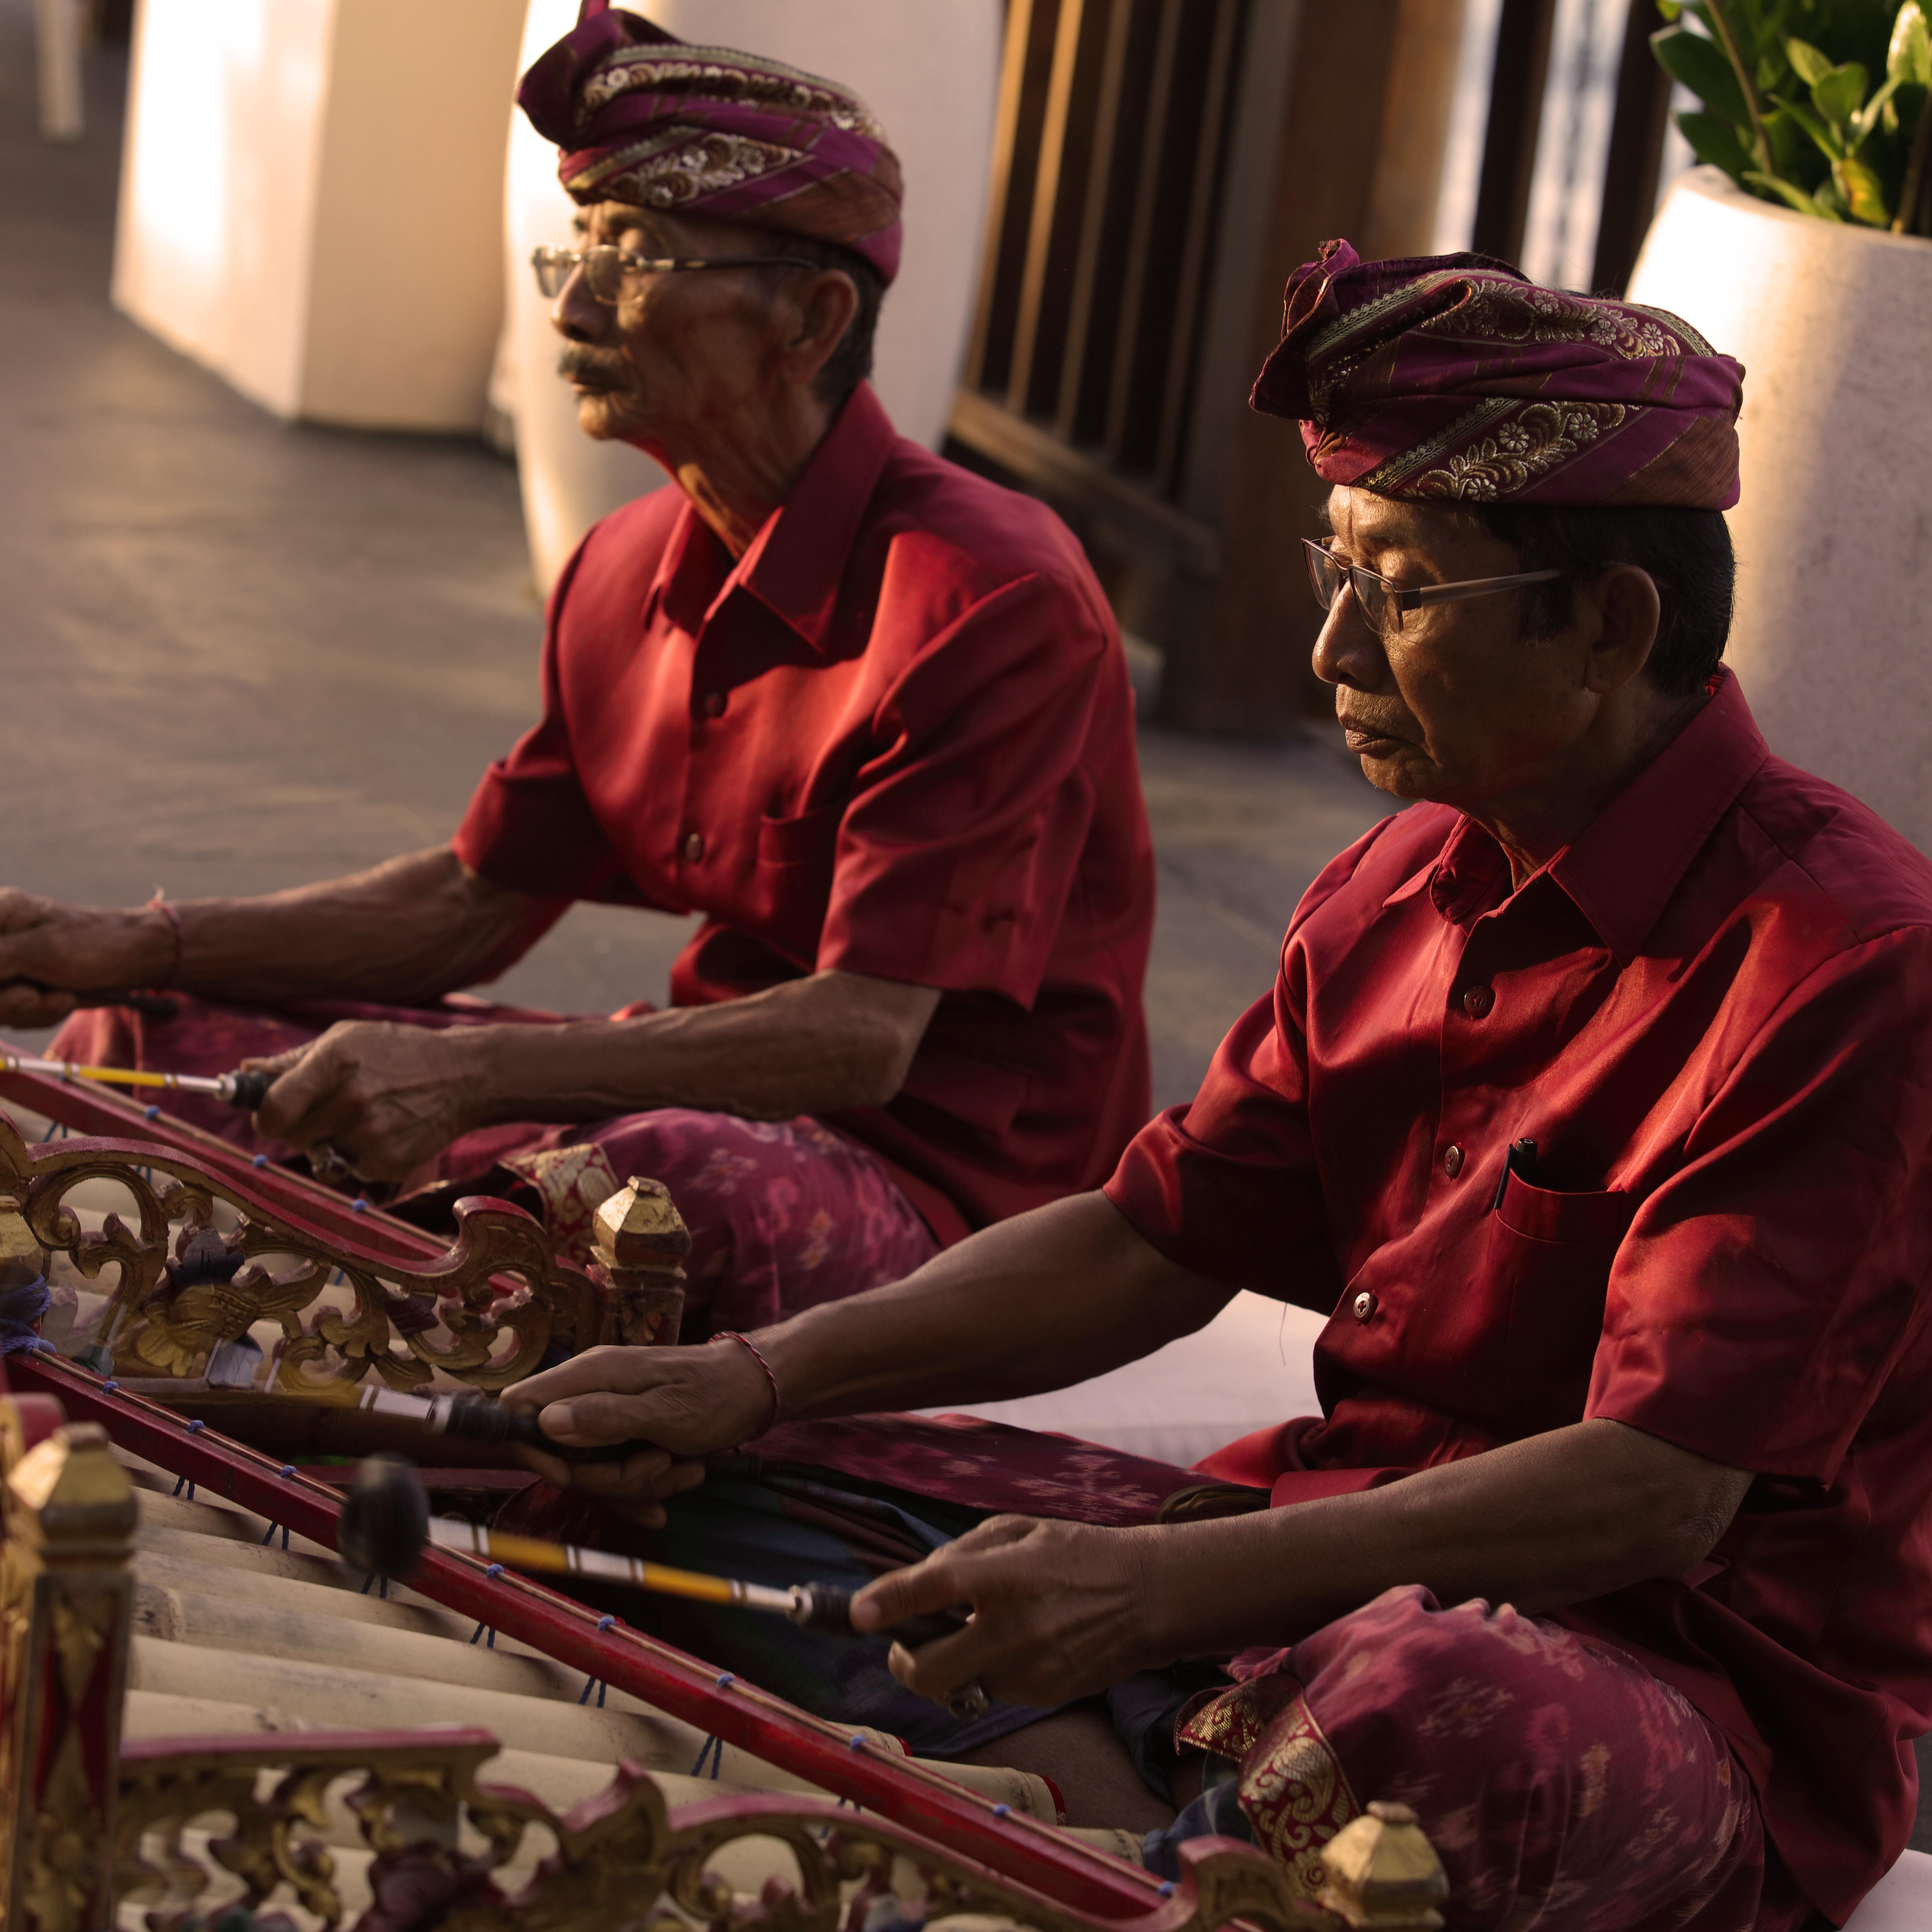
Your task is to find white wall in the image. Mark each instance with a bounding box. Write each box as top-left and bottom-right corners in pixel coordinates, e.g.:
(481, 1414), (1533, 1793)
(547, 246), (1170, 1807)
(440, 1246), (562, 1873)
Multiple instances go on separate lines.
(504, 0), (1004, 591)
(113, 0), (527, 430)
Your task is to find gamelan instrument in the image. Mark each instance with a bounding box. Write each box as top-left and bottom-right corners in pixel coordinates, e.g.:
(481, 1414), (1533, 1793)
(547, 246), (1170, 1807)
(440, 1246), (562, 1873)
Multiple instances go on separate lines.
(0, 1044), (1447, 1932)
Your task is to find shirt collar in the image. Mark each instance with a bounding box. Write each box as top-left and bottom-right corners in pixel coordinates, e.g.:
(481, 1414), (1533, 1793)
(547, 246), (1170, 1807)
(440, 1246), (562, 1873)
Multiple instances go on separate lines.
(642, 382), (898, 649)
(735, 381), (897, 651)
(1547, 669), (1770, 963)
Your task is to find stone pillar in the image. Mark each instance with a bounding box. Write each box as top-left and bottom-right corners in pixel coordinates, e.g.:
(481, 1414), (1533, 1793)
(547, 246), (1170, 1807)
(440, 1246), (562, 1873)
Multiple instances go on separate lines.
(0, 1419), (136, 1932)
(589, 1178), (691, 1349)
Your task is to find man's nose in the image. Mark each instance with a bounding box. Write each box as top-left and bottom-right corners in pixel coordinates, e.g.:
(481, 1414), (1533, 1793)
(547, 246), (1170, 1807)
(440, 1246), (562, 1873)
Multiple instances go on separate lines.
(1311, 594), (1384, 691)
(551, 268), (607, 345)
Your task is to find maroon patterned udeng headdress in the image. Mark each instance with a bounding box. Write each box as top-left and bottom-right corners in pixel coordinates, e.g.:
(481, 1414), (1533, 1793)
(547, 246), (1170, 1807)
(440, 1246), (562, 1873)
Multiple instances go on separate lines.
(1252, 240), (1744, 508)
(516, 1), (904, 284)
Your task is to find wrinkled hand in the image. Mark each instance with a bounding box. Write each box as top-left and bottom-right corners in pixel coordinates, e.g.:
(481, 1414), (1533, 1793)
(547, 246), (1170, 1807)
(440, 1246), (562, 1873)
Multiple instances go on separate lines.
(852, 1515), (1163, 1710)
(500, 1341), (779, 1527)
(249, 1020), (490, 1182)
(0, 890), (170, 1028)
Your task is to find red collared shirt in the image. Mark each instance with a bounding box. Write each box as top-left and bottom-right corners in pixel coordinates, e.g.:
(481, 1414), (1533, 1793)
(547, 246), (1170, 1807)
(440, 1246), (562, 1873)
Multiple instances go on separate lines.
(1105, 673), (1932, 1923)
(455, 384), (1153, 1243)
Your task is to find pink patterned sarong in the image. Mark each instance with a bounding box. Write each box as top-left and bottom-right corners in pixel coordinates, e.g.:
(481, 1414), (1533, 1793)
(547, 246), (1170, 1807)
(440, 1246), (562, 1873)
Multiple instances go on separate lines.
(48, 995), (938, 1334)
(1166, 1586), (1810, 1932)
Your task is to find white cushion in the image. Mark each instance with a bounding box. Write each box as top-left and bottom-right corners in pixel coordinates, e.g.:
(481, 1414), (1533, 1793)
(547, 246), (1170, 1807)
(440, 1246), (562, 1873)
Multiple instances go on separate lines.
(920, 1290), (1326, 1470)
(1846, 1850), (1932, 1927)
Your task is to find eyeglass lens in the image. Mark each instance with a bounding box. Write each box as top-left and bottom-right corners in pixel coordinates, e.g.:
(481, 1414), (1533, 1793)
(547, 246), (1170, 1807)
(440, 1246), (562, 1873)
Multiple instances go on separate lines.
(1303, 541), (1395, 631)
(531, 246), (630, 303)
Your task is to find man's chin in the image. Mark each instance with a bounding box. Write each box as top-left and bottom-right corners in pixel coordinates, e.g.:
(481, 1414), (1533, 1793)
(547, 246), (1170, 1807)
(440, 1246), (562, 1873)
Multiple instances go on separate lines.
(1355, 746), (1437, 800)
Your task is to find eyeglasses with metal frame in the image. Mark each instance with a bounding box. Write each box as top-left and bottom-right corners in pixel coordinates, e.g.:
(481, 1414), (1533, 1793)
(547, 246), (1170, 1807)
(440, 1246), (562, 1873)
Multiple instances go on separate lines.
(530, 245), (824, 305)
(1302, 537), (1563, 634)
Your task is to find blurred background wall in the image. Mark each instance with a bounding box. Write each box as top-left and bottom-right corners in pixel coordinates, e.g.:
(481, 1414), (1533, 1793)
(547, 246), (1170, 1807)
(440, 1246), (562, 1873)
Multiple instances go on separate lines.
(100, 0), (1700, 718)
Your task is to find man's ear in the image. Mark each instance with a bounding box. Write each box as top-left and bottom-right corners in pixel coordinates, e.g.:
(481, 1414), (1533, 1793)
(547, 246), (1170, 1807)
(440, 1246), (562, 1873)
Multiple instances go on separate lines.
(782, 270), (859, 388)
(1581, 564), (1663, 694)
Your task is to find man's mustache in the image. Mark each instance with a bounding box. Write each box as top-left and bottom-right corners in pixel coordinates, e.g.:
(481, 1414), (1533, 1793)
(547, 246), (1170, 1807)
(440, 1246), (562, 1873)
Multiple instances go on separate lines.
(557, 346), (634, 390)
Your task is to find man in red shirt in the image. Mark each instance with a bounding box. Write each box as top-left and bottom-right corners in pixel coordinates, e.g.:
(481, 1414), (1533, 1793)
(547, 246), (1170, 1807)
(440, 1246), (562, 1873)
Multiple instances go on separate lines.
(0, 10), (1154, 1329)
(502, 245), (1932, 1928)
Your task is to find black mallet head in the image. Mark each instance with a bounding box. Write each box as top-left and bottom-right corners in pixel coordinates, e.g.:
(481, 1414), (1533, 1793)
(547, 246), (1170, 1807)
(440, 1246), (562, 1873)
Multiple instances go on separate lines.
(337, 1453), (431, 1578)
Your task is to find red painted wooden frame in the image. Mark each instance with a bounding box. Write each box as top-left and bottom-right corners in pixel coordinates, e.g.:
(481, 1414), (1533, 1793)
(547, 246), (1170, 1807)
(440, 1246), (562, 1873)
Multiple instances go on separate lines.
(0, 1067), (1164, 1920)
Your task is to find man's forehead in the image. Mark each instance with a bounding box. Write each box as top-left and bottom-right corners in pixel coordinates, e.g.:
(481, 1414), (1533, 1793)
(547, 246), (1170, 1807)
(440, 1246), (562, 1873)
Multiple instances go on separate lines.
(1323, 486), (1494, 557)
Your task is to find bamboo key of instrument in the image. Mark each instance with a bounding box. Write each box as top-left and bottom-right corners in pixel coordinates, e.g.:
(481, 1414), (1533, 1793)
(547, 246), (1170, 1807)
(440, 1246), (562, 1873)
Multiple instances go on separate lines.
(340, 1454), (965, 1647)
(0, 1050), (273, 1109)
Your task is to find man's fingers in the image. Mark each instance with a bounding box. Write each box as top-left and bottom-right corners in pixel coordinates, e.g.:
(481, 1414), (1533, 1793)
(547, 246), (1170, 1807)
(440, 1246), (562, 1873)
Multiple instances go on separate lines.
(509, 1345), (676, 1412)
(852, 1549), (979, 1633)
(252, 1041), (347, 1142)
(535, 1391), (663, 1448)
(512, 1443), (574, 1488)
(851, 1517), (1040, 1633)
(0, 982), (75, 1028)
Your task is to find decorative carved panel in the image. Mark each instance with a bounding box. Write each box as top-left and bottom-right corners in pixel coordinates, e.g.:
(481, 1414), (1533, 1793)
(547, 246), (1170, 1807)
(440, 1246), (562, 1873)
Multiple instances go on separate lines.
(0, 1119), (602, 1393)
(115, 1731), (1445, 1932)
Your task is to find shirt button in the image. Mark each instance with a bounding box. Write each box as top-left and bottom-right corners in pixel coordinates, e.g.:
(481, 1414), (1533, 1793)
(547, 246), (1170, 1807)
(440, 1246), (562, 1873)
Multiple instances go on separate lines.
(1462, 984), (1495, 1019)
(701, 690), (727, 719)
(1443, 1144), (1463, 1178)
(1353, 1291), (1376, 1323)
(682, 831), (704, 863)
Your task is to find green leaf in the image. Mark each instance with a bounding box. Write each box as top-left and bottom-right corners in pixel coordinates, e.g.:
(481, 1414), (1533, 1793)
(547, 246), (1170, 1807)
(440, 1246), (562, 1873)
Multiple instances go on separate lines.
(1657, 0), (1685, 17)
(1654, 23), (1754, 123)
(1773, 90), (1849, 155)
(1812, 59), (1871, 131)
(1890, 0), (1932, 84)
(1834, 152), (1894, 218)
(1787, 33), (1835, 81)
(1677, 106), (1758, 175)
(1851, 66), (1906, 142)
(1744, 167), (1843, 214)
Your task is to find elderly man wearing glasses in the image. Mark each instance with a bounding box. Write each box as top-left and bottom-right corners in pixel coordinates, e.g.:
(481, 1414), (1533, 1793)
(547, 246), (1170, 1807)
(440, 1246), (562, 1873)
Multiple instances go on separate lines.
(0, 8), (1155, 1332)
(498, 242), (1932, 1932)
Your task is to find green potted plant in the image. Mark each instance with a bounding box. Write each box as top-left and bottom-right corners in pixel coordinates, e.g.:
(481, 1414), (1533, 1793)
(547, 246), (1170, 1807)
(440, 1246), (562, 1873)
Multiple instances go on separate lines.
(1624, 2), (1932, 851)
(1652, 0), (1930, 231)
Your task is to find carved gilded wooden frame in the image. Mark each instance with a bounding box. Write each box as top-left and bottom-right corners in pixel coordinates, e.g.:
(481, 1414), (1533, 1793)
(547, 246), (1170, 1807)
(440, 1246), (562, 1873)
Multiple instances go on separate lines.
(0, 1118), (601, 1392)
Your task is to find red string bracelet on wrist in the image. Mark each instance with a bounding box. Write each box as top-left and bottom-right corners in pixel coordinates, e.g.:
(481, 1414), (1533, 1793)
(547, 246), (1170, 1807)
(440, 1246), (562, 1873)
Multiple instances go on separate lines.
(711, 1329), (782, 1433)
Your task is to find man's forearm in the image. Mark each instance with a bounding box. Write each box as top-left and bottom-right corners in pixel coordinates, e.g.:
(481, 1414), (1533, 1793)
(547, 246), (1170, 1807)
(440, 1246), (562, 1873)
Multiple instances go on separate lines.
(755, 1192), (1236, 1417)
(1132, 1417), (1754, 1657)
(462, 969), (941, 1124)
(171, 848), (553, 1004)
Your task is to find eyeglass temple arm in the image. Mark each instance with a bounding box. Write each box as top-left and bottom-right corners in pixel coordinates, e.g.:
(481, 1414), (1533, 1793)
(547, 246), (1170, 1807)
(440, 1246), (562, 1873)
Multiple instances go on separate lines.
(1397, 568), (1565, 612)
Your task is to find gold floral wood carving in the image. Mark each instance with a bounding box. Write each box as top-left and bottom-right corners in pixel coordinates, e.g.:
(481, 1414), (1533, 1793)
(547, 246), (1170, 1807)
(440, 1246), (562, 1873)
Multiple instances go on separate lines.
(0, 1117), (602, 1392)
(1, 1419), (135, 1932)
(114, 1729), (1446, 1932)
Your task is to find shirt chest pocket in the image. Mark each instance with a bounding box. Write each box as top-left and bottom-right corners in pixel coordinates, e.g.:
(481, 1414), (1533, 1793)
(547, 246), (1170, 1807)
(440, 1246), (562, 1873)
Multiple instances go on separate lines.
(1487, 1170), (1635, 1434)
(757, 801), (842, 869)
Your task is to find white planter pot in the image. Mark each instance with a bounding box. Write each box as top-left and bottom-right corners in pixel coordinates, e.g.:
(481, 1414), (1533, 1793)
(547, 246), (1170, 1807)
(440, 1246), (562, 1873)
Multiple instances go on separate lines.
(114, 0), (526, 429)
(1627, 166), (1932, 850)
(504, 0), (1004, 594)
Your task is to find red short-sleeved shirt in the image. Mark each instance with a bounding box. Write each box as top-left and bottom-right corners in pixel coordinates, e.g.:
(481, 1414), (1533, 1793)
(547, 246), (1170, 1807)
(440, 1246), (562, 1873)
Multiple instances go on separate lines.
(1104, 673), (1932, 1924)
(455, 384), (1153, 1243)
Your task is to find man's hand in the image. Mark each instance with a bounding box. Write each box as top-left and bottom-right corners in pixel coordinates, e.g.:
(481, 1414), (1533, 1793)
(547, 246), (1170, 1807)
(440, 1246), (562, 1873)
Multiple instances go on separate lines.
(499, 1340), (778, 1521)
(0, 890), (174, 1027)
(250, 1020), (493, 1181)
(852, 1516), (1160, 1711)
